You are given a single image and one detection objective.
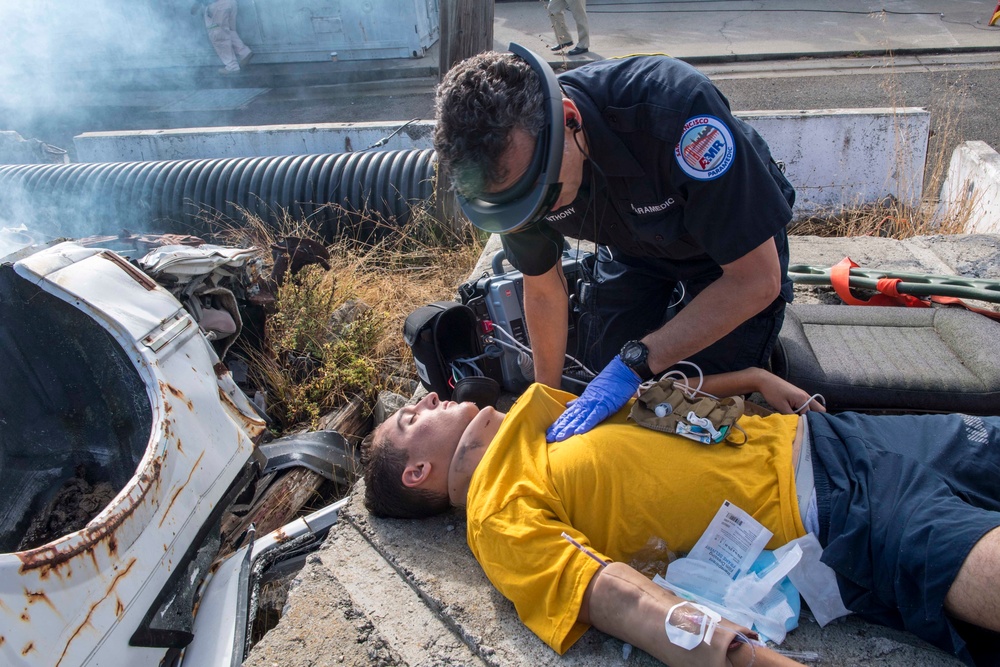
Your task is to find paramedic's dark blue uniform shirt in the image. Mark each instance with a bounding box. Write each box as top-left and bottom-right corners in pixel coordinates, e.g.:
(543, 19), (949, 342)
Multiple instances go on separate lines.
(501, 56), (795, 298)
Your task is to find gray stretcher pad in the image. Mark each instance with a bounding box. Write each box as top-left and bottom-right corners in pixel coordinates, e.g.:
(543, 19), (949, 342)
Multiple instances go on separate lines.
(771, 304), (1000, 414)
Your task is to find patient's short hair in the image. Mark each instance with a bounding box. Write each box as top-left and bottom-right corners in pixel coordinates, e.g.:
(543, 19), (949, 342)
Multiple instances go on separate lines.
(361, 423), (450, 519)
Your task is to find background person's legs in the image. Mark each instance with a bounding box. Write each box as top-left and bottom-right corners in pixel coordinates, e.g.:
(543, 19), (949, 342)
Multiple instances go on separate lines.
(220, 0), (253, 65)
(567, 0), (590, 49)
(206, 0), (238, 71)
(206, 0), (250, 71)
(547, 0), (574, 48)
(207, 26), (238, 71)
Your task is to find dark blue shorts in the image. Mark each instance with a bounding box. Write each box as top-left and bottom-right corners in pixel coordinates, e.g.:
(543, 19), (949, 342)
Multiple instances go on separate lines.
(807, 411), (1000, 666)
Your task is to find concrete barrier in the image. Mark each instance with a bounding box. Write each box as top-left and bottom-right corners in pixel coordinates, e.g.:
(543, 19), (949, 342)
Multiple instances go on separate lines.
(939, 140), (1000, 233)
(743, 108), (929, 214)
(73, 109), (929, 219)
(74, 121), (436, 163)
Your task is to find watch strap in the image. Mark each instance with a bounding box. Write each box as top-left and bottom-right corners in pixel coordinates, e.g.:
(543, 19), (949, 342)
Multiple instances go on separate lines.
(621, 340), (654, 381)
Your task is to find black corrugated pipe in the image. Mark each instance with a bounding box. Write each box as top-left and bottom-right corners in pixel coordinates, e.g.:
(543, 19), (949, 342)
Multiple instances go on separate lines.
(0, 149), (444, 241)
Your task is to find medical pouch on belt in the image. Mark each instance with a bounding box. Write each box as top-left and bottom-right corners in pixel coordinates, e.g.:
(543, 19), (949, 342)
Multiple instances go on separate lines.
(629, 377), (746, 445)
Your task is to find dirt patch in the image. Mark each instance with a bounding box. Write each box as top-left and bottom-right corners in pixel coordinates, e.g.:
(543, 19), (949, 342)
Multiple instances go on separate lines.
(18, 463), (116, 551)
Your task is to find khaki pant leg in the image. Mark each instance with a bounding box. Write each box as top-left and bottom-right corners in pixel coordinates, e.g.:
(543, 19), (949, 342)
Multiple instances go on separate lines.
(206, 1), (237, 69)
(220, 0), (252, 60)
(568, 0), (590, 48)
(547, 0), (573, 46)
(207, 27), (238, 69)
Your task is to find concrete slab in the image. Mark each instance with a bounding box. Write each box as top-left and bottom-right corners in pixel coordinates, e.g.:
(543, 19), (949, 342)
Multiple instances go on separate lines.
(788, 233), (1000, 280)
(249, 232), (1000, 667)
(243, 504), (488, 667)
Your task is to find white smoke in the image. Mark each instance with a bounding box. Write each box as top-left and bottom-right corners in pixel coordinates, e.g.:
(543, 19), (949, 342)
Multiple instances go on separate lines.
(0, 1), (218, 238)
(0, 1), (212, 144)
(0, 1), (209, 98)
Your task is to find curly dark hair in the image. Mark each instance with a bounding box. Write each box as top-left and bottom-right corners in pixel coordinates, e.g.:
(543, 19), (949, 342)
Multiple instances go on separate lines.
(433, 51), (546, 198)
(361, 425), (450, 519)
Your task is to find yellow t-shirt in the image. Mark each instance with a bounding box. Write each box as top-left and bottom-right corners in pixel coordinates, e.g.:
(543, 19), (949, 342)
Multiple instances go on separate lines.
(465, 383), (805, 654)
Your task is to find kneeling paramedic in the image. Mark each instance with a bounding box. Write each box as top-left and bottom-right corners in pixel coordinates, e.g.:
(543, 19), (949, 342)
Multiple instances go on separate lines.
(433, 45), (796, 442)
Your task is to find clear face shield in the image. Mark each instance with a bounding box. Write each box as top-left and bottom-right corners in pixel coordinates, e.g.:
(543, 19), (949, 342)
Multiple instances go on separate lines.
(456, 43), (565, 235)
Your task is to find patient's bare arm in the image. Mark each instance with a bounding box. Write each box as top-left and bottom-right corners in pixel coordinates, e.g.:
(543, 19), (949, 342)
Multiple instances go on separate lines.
(695, 367), (826, 414)
(580, 562), (805, 667)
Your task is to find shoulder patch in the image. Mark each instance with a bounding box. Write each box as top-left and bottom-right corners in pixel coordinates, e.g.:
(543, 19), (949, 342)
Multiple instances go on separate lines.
(674, 115), (736, 181)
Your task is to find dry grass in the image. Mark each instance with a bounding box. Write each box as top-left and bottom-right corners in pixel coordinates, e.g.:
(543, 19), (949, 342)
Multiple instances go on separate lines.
(787, 194), (971, 239)
(213, 202), (484, 432)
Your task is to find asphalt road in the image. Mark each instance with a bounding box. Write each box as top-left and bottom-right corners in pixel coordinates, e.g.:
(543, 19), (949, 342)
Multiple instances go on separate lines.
(705, 53), (1000, 185)
(3, 52), (998, 170)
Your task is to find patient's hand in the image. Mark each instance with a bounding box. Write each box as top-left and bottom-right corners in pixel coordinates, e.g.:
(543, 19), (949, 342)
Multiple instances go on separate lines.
(757, 372), (826, 414)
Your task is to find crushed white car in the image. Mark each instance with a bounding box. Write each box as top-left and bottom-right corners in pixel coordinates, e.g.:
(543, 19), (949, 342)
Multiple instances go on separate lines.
(0, 240), (354, 667)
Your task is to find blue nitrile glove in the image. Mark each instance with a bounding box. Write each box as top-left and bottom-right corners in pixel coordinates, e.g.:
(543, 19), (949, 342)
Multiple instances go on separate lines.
(546, 355), (641, 442)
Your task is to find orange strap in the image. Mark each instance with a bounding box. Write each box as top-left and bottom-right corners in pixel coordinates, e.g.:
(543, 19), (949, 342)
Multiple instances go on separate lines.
(928, 295), (1000, 322)
(830, 257), (928, 308)
(830, 257), (1000, 322)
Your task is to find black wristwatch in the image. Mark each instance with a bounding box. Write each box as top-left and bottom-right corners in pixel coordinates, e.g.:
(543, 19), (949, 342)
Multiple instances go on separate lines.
(620, 340), (654, 381)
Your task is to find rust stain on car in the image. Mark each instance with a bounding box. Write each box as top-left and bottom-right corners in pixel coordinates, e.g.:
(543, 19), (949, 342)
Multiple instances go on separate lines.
(214, 361), (228, 377)
(157, 451), (206, 529)
(162, 381), (194, 411)
(217, 386), (267, 441)
(17, 459), (162, 577)
(99, 251), (158, 290)
(21, 641), (35, 656)
(55, 558), (137, 667)
(25, 589), (59, 615)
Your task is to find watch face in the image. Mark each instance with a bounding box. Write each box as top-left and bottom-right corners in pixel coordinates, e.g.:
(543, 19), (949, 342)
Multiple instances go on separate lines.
(622, 341), (646, 364)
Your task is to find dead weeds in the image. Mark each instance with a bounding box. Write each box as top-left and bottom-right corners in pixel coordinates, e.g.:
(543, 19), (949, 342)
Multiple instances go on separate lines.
(214, 202), (484, 432)
(787, 194), (970, 238)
